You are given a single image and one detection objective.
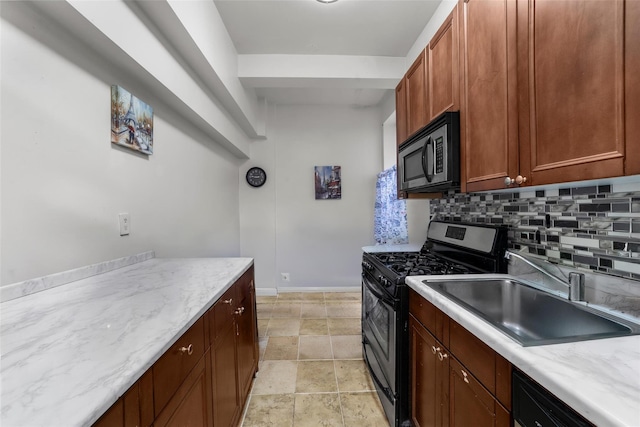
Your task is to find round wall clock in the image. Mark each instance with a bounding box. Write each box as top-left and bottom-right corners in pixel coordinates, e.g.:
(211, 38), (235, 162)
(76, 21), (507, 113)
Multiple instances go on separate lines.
(246, 167), (267, 187)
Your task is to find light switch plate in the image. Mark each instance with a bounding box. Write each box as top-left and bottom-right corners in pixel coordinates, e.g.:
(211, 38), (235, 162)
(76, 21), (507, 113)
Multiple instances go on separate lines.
(118, 213), (130, 236)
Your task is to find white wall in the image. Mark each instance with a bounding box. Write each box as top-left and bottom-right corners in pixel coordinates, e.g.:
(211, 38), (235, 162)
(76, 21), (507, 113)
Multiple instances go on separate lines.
(240, 105), (381, 290)
(1, 9), (241, 285)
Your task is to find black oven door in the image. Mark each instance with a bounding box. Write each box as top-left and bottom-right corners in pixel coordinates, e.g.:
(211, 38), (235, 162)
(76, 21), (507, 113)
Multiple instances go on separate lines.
(362, 272), (397, 398)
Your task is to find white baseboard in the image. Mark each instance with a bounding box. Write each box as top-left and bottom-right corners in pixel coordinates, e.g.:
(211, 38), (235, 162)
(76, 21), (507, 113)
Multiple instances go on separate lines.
(255, 286), (361, 296)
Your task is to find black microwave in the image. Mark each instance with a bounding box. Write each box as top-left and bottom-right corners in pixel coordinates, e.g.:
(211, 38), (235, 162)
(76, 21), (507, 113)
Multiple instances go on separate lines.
(398, 111), (460, 193)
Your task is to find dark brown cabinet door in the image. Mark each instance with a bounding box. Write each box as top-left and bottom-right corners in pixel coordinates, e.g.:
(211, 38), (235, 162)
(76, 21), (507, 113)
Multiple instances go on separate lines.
(460, 0), (519, 192)
(154, 354), (213, 427)
(517, 0), (625, 186)
(94, 398), (124, 427)
(406, 50), (429, 137)
(449, 357), (509, 427)
(428, 5), (459, 122)
(409, 316), (449, 427)
(396, 79), (408, 145)
(211, 316), (240, 427)
(626, 0), (640, 176)
(236, 271), (258, 403)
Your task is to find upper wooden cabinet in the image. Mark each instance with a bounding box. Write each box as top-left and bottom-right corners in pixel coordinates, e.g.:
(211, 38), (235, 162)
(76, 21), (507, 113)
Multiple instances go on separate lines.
(396, 79), (408, 145)
(516, 0), (626, 186)
(460, 0), (634, 191)
(428, 6), (460, 122)
(460, 0), (519, 192)
(406, 50), (429, 138)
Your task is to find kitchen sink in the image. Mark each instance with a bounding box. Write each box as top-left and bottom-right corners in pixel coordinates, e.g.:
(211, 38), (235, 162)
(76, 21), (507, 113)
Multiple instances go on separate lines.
(423, 278), (640, 346)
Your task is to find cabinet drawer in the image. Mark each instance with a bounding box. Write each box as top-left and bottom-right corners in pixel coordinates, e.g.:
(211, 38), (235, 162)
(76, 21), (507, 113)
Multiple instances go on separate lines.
(209, 286), (237, 344)
(153, 317), (206, 416)
(449, 319), (495, 394)
(409, 288), (437, 334)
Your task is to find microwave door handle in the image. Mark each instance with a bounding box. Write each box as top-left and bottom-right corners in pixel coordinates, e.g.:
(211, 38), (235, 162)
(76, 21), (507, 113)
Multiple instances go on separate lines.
(421, 137), (434, 182)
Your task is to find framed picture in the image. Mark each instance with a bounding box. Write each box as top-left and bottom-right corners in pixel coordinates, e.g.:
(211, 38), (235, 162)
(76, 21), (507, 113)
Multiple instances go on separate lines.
(111, 85), (154, 155)
(314, 166), (341, 199)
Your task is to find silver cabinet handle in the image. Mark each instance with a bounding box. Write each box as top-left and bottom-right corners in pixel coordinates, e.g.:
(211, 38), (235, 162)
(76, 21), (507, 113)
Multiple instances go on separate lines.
(223, 298), (233, 305)
(431, 346), (438, 355)
(461, 369), (469, 383)
(437, 351), (448, 362)
(505, 175), (527, 187)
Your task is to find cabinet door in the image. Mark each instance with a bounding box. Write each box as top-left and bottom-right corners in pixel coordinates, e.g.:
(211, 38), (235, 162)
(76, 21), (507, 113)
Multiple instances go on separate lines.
(211, 317), (240, 427)
(517, 0), (625, 185)
(409, 316), (449, 427)
(236, 271), (258, 403)
(396, 78), (408, 145)
(449, 357), (509, 427)
(460, 0), (519, 192)
(154, 354), (213, 427)
(626, 0), (640, 176)
(93, 398), (124, 427)
(406, 50), (429, 137)
(428, 5), (459, 121)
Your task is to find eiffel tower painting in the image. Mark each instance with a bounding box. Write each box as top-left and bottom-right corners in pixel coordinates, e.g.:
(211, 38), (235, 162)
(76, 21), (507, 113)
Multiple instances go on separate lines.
(111, 85), (154, 155)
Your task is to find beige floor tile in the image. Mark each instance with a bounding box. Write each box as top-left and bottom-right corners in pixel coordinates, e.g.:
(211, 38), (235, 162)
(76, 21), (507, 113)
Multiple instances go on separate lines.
(340, 392), (389, 427)
(272, 303), (302, 318)
(293, 393), (343, 427)
(252, 360), (298, 395)
(267, 319), (301, 336)
(335, 360), (375, 392)
(300, 303), (327, 318)
(277, 292), (305, 301)
(324, 292), (361, 302)
(296, 360), (337, 393)
(242, 394), (295, 427)
(264, 336), (299, 360)
(257, 303), (274, 320)
(300, 292), (325, 301)
(330, 335), (363, 360)
(259, 336), (269, 360)
(299, 319), (329, 335)
(328, 318), (361, 336)
(256, 296), (278, 304)
(258, 319), (269, 338)
(298, 336), (333, 360)
(326, 302), (361, 318)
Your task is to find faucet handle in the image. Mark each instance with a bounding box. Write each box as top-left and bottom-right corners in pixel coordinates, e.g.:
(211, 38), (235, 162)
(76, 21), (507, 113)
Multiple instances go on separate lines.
(568, 272), (585, 301)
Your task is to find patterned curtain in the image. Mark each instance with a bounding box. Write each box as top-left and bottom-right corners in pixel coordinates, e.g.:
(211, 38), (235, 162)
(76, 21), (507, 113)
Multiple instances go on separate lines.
(374, 165), (408, 245)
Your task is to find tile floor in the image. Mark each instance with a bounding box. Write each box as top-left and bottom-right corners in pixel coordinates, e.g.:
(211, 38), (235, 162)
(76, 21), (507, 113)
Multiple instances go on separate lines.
(240, 292), (389, 427)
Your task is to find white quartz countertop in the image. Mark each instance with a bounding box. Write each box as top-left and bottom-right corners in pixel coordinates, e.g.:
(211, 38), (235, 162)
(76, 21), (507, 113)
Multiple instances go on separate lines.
(1, 257), (253, 427)
(406, 275), (640, 427)
(362, 243), (422, 253)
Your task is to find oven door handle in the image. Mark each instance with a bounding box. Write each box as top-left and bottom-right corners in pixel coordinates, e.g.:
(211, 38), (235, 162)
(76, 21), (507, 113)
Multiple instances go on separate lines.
(363, 335), (394, 401)
(362, 274), (394, 307)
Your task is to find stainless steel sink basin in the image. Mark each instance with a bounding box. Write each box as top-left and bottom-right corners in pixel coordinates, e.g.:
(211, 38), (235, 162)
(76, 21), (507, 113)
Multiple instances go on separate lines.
(423, 278), (640, 346)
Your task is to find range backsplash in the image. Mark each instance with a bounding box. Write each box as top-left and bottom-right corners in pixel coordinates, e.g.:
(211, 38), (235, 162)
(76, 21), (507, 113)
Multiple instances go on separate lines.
(430, 182), (640, 282)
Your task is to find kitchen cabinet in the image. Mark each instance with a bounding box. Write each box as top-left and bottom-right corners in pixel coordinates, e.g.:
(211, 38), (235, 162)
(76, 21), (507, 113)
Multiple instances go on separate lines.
(460, 0), (633, 192)
(428, 6), (460, 122)
(626, 0), (640, 176)
(409, 288), (511, 427)
(396, 79), (408, 146)
(406, 50), (429, 138)
(209, 266), (258, 427)
(459, 0), (519, 192)
(92, 266), (257, 427)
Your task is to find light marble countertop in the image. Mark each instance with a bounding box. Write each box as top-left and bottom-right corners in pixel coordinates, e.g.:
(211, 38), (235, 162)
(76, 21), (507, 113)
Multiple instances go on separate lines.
(362, 243), (423, 253)
(1, 257), (253, 427)
(406, 275), (640, 427)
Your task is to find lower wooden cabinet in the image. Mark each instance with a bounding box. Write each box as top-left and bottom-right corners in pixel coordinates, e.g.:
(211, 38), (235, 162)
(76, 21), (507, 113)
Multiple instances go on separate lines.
(93, 266), (257, 427)
(409, 288), (510, 427)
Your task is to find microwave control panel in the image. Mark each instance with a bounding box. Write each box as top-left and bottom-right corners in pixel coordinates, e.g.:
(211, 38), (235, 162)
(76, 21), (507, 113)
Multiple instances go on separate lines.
(435, 136), (444, 174)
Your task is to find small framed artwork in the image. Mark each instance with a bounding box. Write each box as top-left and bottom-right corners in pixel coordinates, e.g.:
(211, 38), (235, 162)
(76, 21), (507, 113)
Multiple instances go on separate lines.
(314, 166), (341, 199)
(111, 85), (154, 155)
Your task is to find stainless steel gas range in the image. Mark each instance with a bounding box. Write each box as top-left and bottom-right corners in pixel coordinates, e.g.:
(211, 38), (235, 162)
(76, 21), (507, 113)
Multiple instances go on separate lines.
(361, 220), (509, 427)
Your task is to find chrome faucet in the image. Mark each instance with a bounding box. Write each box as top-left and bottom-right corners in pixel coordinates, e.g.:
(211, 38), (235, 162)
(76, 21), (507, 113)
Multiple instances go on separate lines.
(505, 251), (586, 301)
(568, 272), (585, 301)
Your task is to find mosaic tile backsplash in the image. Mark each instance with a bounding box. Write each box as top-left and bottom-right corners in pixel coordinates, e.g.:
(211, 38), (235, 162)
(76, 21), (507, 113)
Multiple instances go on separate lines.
(430, 183), (640, 282)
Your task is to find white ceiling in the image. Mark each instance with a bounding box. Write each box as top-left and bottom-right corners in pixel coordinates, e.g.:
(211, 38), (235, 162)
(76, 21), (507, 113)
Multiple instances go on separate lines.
(214, 0), (441, 106)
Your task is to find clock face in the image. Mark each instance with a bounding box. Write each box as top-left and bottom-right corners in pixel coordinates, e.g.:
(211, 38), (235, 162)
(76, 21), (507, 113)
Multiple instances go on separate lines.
(246, 167), (267, 187)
